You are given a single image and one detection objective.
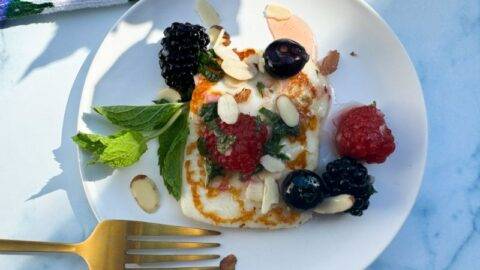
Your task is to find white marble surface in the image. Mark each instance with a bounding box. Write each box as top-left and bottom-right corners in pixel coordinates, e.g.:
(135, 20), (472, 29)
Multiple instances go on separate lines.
(0, 0), (478, 269)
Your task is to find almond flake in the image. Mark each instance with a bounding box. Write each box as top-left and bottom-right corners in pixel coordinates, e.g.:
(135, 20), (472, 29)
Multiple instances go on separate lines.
(276, 95), (299, 127)
(264, 4), (292, 21)
(214, 45), (240, 61)
(314, 194), (354, 214)
(195, 0), (220, 27)
(260, 155), (285, 173)
(157, 88), (181, 102)
(208, 26), (223, 47)
(217, 94), (239, 124)
(261, 176), (279, 214)
(130, 175), (160, 214)
(221, 58), (257, 80)
(319, 50), (340, 76)
(220, 254), (237, 270)
(209, 25), (231, 47)
(246, 181), (264, 202)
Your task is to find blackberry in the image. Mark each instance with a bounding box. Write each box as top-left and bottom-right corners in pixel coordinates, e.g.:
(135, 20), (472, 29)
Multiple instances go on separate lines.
(322, 157), (376, 216)
(159, 22), (209, 101)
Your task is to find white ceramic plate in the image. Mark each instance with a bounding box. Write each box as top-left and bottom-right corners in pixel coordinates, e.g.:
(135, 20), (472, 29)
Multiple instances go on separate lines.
(76, 0), (427, 269)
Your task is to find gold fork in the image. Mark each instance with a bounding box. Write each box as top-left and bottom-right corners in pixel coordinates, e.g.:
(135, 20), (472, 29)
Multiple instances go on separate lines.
(0, 220), (221, 270)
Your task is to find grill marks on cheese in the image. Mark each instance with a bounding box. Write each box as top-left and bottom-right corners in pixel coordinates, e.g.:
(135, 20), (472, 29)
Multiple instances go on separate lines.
(185, 159), (298, 226)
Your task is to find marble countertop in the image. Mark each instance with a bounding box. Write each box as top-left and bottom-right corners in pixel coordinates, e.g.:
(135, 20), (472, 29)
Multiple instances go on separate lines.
(0, 0), (479, 269)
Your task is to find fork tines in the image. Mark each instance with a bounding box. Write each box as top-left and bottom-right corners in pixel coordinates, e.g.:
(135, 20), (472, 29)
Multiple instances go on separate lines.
(128, 241), (220, 250)
(127, 221), (221, 237)
(125, 221), (221, 269)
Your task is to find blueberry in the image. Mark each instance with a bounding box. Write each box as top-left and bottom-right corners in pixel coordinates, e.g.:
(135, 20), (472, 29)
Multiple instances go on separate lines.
(263, 39), (309, 78)
(281, 170), (324, 210)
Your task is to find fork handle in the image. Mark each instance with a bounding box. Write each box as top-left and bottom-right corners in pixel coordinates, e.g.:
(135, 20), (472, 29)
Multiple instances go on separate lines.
(0, 239), (77, 253)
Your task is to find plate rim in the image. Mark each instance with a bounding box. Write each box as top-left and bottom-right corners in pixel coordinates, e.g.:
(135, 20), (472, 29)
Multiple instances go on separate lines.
(74, 0), (428, 268)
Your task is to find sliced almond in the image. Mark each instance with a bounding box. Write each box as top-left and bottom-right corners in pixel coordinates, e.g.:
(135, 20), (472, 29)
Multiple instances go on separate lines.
(260, 155), (286, 173)
(264, 4), (292, 21)
(208, 25), (231, 47)
(130, 175), (160, 214)
(261, 176), (280, 214)
(245, 181), (264, 202)
(221, 58), (257, 80)
(157, 88), (181, 103)
(208, 26), (223, 47)
(214, 45), (240, 61)
(319, 50), (340, 76)
(217, 94), (239, 124)
(276, 95), (300, 127)
(195, 0), (220, 27)
(314, 194), (354, 214)
(220, 254), (237, 270)
(212, 28), (226, 48)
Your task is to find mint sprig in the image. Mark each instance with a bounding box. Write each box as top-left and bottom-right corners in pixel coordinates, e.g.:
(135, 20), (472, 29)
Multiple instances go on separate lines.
(73, 131), (147, 168)
(74, 102), (190, 200)
(94, 103), (184, 131)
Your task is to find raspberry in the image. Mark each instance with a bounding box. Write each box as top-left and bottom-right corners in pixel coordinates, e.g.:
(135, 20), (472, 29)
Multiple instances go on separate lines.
(335, 104), (395, 163)
(204, 114), (268, 175)
(159, 22), (210, 101)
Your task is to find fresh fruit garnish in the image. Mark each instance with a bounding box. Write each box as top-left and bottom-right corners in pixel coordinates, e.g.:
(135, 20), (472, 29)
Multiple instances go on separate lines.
(281, 169), (325, 210)
(322, 157), (375, 216)
(203, 114), (268, 175)
(263, 38), (309, 78)
(159, 22), (210, 101)
(335, 104), (395, 163)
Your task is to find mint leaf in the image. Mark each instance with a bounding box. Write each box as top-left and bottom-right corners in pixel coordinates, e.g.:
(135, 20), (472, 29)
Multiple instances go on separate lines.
(197, 137), (208, 157)
(73, 131), (147, 168)
(259, 107), (299, 137)
(206, 121), (236, 154)
(72, 133), (106, 154)
(216, 132), (236, 154)
(197, 136), (224, 185)
(162, 128), (189, 200)
(259, 108), (300, 160)
(94, 103), (184, 131)
(156, 108), (189, 200)
(199, 102), (218, 123)
(264, 136), (290, 161)
(158, 109), (189, 174)
(199, 102), (235, 155)
(198, 49), (224, 82)
(97, 131), (147, 168)
(256, 81), (266, 97)
(205, 158), (223, 185)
